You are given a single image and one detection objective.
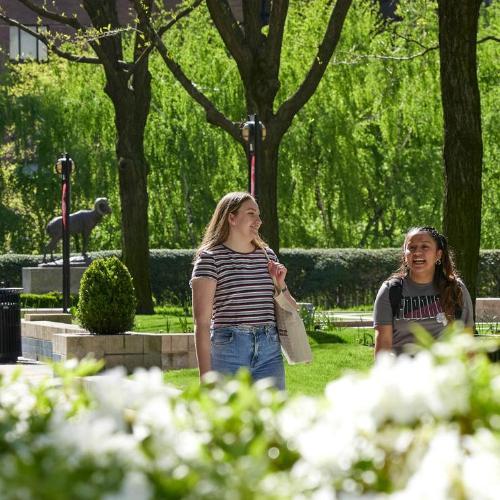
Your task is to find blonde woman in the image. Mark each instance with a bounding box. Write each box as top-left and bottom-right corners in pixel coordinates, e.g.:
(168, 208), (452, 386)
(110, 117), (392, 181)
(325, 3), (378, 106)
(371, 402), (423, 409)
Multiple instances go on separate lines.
(373, 226), (474, 356)
(190, 192), (297, 389)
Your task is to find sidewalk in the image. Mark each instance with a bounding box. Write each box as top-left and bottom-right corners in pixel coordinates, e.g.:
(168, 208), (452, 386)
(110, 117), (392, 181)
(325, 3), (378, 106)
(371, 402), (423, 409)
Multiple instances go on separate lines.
(316, 310), (373, 328)
(0, 358), (53, 382)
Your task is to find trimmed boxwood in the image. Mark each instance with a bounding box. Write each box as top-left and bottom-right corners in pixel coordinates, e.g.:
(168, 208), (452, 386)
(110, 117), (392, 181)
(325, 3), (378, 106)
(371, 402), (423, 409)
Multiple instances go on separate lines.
(77, 256), (136, 335)
(2, 249), (499, 308)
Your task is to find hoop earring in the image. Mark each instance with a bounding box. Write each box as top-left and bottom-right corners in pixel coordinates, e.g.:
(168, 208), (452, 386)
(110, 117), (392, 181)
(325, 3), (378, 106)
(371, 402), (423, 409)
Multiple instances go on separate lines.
(436, 259), (441, 265)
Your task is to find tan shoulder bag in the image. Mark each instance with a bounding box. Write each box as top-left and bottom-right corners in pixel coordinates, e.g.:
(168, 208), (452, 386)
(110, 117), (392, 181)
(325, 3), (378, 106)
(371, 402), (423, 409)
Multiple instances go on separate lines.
(263, 249), (313, 365)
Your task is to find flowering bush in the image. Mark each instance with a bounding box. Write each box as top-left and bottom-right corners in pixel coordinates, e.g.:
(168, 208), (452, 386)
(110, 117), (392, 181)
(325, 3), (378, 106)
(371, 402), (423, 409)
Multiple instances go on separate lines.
(0, 326), (499, 499)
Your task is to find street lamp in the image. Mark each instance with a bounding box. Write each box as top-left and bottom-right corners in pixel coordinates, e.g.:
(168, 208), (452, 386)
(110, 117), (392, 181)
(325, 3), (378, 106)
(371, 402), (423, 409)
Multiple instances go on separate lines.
(55, 154), (75, 313)
(241, 114), (266, 197)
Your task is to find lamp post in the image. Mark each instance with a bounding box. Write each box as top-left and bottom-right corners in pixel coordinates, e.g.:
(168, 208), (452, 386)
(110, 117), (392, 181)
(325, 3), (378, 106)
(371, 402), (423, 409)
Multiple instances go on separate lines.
(55, 154), (74, 313)
(241, 114), (266, 197)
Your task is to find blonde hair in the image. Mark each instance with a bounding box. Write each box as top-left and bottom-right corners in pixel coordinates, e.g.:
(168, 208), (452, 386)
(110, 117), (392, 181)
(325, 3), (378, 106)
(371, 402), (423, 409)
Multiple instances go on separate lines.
(194, 192), (264, 259)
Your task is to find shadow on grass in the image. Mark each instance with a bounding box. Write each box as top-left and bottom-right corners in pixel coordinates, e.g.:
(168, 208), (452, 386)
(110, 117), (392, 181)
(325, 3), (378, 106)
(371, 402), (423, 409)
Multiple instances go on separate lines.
(308, 330), (347, 345)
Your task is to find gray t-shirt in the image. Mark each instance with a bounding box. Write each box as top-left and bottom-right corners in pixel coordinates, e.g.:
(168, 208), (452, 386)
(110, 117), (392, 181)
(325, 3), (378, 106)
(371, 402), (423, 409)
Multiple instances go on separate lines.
(373, 277), (474, 354)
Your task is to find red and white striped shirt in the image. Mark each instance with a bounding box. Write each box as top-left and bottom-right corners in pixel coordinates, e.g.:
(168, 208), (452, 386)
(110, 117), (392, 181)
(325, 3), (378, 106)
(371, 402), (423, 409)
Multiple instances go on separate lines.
(191, 244), (278, 328)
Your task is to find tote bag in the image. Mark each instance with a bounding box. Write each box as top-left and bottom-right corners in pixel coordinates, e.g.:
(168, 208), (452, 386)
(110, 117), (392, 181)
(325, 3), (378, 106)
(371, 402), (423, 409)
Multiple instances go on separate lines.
(263, 249), (313, 365)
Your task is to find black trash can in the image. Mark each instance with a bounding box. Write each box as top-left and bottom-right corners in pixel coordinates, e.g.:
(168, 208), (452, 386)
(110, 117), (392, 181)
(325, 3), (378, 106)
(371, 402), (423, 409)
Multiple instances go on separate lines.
(0, 288), (23, 363)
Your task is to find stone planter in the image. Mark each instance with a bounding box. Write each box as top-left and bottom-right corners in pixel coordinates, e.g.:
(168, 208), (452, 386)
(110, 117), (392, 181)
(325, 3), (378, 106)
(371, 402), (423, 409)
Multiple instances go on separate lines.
(21, 319), (197, 372)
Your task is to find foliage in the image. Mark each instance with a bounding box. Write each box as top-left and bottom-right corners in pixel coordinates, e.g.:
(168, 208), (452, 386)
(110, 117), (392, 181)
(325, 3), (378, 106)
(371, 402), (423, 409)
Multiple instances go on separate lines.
(0, 329), (499, 498)
(0, 254), (43, 287)
(2, 249), (499, 307)
(77, 256), (136, 335)
(20, 292), (78, 309)
(0, 59), (120, 254)
(0, 2), (498, 252)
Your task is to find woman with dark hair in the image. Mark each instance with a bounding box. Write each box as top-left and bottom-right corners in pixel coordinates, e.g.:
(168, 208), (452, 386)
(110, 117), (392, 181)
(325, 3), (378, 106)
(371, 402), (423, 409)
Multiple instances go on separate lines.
(373, 226), (474, 356)
(190, 192), (297, 389)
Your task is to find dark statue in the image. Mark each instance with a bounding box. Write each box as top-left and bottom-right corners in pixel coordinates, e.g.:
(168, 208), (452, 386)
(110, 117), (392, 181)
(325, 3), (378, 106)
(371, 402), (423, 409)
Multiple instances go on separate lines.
(42, 197), (112, 263)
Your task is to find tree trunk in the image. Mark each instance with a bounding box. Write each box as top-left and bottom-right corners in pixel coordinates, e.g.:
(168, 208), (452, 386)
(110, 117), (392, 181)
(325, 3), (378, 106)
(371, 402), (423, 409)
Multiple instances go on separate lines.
(255, 137), (280, 252)
(438, 0), (483, 308)
(105, 77), (154, 314)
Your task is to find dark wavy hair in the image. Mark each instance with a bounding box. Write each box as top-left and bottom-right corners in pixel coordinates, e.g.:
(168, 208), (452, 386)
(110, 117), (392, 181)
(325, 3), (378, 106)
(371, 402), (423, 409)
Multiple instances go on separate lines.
(392, 226), (463, 320)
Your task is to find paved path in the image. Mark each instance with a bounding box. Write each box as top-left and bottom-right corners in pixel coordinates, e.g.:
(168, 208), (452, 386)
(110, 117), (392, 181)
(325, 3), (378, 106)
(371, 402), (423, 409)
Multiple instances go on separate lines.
(315, 311), (373, 327)
(0, 358), (53, 382)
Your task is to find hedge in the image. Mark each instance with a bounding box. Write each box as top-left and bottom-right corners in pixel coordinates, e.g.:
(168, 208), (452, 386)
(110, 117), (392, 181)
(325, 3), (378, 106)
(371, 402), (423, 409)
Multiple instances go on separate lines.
(1, 249), (499, 308)
(20, 292), (78, 309)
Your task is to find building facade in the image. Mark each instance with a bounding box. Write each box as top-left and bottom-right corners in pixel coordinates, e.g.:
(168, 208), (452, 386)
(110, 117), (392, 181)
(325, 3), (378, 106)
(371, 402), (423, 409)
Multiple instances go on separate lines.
(0, 0), (213, 68)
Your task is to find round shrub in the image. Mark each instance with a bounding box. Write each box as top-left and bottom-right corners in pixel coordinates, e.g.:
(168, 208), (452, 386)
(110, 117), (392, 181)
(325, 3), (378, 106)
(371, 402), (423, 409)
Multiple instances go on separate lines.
(77, 256), (136, 334)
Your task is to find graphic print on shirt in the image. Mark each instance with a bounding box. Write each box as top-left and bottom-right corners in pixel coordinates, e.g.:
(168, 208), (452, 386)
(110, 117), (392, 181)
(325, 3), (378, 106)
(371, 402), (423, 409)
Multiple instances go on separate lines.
(396, 295), (444, 321)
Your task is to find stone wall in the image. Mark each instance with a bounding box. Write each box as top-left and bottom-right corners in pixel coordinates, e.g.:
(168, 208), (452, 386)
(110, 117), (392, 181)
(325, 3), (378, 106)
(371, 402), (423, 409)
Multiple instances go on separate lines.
(21, 320), (197, 373)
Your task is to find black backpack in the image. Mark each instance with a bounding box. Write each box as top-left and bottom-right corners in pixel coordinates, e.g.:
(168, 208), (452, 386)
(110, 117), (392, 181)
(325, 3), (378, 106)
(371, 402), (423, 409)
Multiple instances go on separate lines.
(387, 277), (462, 319)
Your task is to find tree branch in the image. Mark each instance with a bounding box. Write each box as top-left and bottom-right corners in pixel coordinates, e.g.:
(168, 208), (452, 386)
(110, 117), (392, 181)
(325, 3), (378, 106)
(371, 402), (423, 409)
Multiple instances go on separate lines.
(275, 0), (353, 135)
(134, 3), (241, 143)
(349, 44), (439, 62)
(129, 0), (203, 76)
(8, 0), (119, 68)
(157, 0), (204, 38)
(157, 43), (242, 142)
(331, 34), (498, 65)
(0, 14), (111, 65)
(206, 0), (251, 75)
(241, 0), (264, 53)
(265, 0), (289, 73)
(15, 0), (84, 30)
(477, 35), (500, 44)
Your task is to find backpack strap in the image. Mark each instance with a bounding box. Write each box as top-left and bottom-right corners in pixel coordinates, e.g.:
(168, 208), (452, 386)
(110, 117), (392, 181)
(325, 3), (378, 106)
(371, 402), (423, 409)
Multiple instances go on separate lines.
(387, 277), (462, 320)
(387, 277), (404, 319)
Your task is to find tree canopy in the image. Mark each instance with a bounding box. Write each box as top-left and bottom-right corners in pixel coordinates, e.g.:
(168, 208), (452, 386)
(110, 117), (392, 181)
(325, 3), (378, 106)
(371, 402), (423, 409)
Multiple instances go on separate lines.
(0, 1), (498, 256)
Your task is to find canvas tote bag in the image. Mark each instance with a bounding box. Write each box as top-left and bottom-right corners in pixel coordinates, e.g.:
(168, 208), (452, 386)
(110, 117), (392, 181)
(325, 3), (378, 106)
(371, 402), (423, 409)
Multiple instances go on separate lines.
(263, 249), (313, 365)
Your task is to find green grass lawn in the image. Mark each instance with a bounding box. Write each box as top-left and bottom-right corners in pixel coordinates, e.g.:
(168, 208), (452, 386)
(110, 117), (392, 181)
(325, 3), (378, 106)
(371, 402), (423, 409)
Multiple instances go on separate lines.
(134, 308), (375, 395)
(285, 330), (374, 395)
(129, 308), (499, 396)
(134, 306), (194, 333)
(161, 328), (374, 396)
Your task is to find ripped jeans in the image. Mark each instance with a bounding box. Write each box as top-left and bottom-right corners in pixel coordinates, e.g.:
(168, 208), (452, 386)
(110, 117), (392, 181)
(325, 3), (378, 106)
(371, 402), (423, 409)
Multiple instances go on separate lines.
(210, 324), (285, 390)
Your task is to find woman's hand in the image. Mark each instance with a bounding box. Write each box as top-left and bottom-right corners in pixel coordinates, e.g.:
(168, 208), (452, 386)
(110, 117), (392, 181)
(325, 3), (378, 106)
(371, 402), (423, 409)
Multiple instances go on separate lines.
(268, 260), (287, 289)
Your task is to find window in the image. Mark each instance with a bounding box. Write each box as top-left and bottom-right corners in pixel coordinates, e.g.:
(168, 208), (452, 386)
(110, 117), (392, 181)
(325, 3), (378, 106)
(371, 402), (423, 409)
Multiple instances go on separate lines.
(9, 25), (48, 62)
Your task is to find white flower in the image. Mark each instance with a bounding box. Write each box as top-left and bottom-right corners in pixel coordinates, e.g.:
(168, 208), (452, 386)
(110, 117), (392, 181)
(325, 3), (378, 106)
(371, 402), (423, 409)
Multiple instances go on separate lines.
(103, 471), (152, 500)
(47, 413), (140, 468)
(462, 429), (500, 500)
(390, 427), (462, 500)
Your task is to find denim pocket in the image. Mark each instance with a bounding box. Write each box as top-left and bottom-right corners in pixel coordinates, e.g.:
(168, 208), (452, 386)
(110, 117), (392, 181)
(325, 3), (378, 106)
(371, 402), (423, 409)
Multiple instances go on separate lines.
(269, 331), (280, 343)
(211, 329), (234, 346)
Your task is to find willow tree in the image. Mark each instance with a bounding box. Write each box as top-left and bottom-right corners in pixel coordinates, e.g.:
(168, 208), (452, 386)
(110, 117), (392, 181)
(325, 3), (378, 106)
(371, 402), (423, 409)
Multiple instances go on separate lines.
(136, 0), (353, 250)
(1, 0), (196, 313)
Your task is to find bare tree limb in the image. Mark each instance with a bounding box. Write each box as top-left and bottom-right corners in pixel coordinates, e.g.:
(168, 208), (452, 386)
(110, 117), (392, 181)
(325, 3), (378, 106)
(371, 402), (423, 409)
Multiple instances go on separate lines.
(265, 0), (289, 75)
(0, 13), (111, 65)
(129, 0), (203, 76)
(15, 0), (84, 30)
(157, 0), (204, 38)
(477, 35), (500, 44)
(134, 1), (242, 143)
(206, 0), (251, 76)
(241, 0), (264, 53)
(156, 42), (242, 142)
(392, 30), (429, 50)
(349, 44), (439, 62)
(331, 35), (498, 65)
(10, 0), (116, 67)
(275, 0), (352, 134)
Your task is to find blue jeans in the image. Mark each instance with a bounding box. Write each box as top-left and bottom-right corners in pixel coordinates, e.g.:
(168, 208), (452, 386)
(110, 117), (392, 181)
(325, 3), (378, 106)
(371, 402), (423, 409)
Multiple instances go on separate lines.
(210, 324), (285, 390)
